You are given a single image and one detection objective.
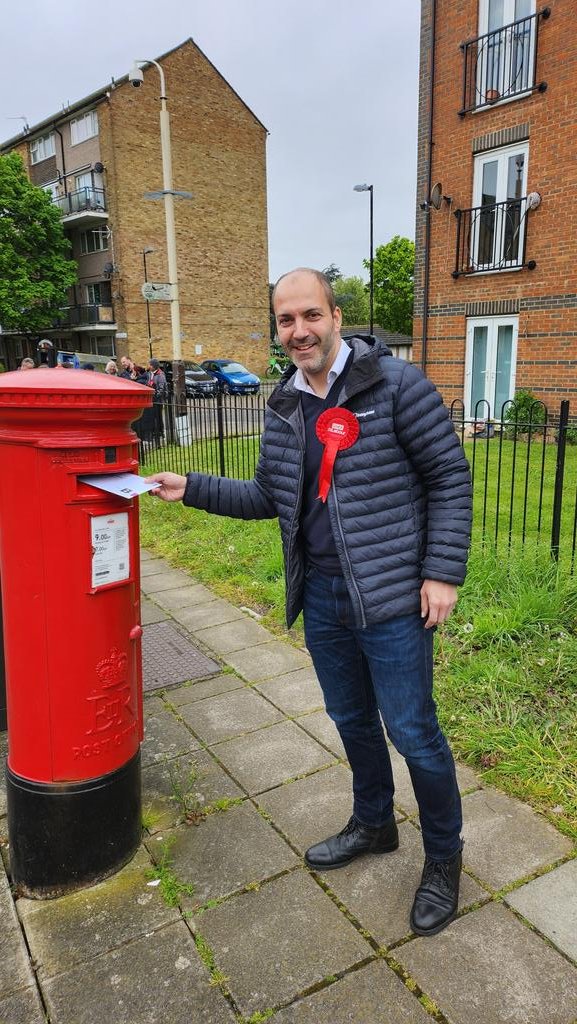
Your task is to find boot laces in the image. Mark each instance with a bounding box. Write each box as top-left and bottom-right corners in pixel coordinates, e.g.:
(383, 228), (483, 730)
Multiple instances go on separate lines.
(422, 858), (453, 894)
(339, 816), (359, 837)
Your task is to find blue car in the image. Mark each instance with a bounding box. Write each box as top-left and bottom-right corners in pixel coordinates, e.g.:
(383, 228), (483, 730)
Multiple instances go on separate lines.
(201, 359), (260, 395)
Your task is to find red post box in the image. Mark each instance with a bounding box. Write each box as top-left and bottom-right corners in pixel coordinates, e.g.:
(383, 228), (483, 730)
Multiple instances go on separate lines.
(0, 368), (152, 897)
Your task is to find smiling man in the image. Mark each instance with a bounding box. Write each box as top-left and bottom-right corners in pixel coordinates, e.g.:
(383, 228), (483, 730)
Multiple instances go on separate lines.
(147, 268), (472, 937)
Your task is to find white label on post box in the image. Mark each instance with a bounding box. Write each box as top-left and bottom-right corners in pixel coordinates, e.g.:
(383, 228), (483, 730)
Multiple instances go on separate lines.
(91, 513), (130, 588)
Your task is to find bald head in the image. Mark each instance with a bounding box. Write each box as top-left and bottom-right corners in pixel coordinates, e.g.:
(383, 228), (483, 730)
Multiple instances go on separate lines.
(272, 268), (336, 315)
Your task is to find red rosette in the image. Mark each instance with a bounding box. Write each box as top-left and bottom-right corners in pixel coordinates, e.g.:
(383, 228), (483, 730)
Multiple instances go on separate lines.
(315, 407), (360, 502)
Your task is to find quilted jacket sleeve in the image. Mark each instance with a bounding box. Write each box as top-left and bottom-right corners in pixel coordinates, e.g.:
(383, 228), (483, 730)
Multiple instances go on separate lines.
(182, 450), (277, 521)
(393, 361), (472, 585)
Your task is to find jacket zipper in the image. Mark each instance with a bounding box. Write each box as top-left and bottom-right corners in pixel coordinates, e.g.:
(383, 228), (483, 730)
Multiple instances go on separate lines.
(270, 408), (305, 577)
(330, 476), (367, 629)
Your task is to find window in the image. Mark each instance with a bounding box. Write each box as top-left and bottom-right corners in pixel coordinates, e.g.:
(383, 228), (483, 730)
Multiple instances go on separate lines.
(478, 0), (536, 103)
(70, 111), (98, 145)
(82, 335), (116, 357)
(465, 317), (518, 419)
(80, 228), (108, 254)
(471, 142), (528, 271)
(42, 181), (59, 200)
(30, 132), (55, 164)
(86, 282), (111, 306)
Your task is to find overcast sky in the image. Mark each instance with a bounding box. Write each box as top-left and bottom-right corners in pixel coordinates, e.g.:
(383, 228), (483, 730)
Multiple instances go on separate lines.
(1, 0), (420, 282)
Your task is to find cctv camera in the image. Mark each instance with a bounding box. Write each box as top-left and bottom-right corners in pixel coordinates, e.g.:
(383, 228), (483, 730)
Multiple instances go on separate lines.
(129, 64), (144, 88)
(419, 201), (429, 211)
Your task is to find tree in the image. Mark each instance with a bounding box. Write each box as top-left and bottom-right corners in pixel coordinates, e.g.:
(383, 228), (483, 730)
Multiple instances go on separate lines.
(365, 236), (415, 336)
(333, 276), (370, 326)
(322, 263), (342, 284)
(0, 153), (76, 334)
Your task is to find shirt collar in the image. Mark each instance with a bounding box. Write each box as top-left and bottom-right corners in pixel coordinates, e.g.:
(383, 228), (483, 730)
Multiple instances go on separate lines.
(293, 338), (351, 395)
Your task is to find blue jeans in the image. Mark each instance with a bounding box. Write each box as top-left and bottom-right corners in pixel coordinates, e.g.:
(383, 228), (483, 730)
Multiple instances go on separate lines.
(303, 568), (462, 861)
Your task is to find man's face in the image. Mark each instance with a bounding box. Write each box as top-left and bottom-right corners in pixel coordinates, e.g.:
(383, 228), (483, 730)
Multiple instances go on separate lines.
(274, 272), (342, 381)
(121, 357), (131, 370)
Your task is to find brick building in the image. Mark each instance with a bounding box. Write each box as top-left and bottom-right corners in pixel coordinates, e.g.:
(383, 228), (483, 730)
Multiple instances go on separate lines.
(414, 1), (576, 419)
(0, 39), (270, 373)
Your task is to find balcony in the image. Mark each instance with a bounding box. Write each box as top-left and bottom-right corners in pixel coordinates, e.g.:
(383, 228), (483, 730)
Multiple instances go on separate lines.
(453, 196), (536, 277)
(52, 188), (108, 227)
(459, 8), (550, 116)
(56, 304), (115, 330)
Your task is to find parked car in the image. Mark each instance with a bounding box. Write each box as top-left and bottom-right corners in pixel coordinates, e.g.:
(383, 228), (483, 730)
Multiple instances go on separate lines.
(158, 360), (218, 398)
(184, 363), (219, 397)
(201, 360), (260, 395)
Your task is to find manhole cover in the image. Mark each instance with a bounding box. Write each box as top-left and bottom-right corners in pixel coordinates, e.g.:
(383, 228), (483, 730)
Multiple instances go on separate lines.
(142, 621), (220, 692)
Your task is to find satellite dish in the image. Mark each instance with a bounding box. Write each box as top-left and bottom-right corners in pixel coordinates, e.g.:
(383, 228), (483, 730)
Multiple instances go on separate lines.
(94, 161), (104, 174)
(430, 182), (443, 210)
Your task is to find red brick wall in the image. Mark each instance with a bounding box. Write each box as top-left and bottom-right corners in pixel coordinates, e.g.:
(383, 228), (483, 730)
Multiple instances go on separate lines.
(414, 0), (577, 416)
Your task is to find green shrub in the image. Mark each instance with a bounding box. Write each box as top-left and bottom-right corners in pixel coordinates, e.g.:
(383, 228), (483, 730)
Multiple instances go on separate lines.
(504, 389), (547, 429)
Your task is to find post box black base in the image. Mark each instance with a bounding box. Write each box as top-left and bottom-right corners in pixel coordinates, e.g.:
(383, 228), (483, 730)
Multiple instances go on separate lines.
(6, 751), (141, 899)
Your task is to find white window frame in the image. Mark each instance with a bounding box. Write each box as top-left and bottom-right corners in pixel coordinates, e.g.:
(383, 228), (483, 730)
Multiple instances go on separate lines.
(41, 180), (59, 200)
(465, 316), (518, 420)
(79, 228), (108, 255)
(83, 335), (116, 357)
(471, 141), (529, 272)
(70, 111), (99, 146)
(477, 0), (537, 107)
(30, 132), (55, 164)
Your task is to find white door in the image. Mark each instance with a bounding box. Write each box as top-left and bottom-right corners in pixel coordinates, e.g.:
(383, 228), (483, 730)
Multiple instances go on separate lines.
(465, 317), (518, 419)
(471, 143), (528, 271)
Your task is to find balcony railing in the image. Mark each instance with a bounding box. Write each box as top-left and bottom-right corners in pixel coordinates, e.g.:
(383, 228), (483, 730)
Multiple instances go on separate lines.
(459, 8), (550, 115)
(453, 196), (536, 277)
(56, 304), (115, 327)
(52, 188), (107, 216)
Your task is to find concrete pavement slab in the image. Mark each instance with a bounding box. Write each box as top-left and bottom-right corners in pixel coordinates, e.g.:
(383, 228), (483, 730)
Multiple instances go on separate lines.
(273, 959), (432, 1024)
(42, 921), (236, 1024)
(140, 569), (194, 592)
(152, 583), (218, 612)
(140, 597), (169, 625)
(142, 621), (220, 691)
(295, 709), (347, 759)
(0, 874), (37, 999)
(17, 849), (178, 980)
(257, 764), (356, 853)
(173, 599), (246, 631)
(224, 641), (311, 681)
(0, 986), (46, 1024)
(164, 674), (245, 707)
(318, 820), (485, 947)
(178, 687), (284, 744)
(141, 707), (202, 768)
(195, 869), (371, 1017)
(194, 617), (274, 654)
(461, 788), (573, 889)
(387, 743), (481, 816)
(210, 721), (335, 794)
(142, 750), (244, 832)
(139, 557), (171, 576)
(505, 858), (577, 961)
(255, 668), (325, 715)
(147, 802), (298, 905)
(396, 902), (577, 1024)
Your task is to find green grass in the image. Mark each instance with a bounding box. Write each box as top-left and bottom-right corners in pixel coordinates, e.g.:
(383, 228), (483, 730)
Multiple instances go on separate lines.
(140, 440), (577, 842)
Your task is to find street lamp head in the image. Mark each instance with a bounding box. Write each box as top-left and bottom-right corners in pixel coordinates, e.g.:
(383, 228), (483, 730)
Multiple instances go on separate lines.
(353, 183), (372, 192)
(143, 246), (155, 255)
(128, 62), (144, 88)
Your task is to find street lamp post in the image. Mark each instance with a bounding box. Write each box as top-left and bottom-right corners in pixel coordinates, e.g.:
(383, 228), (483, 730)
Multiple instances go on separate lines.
(130, 58), (186, 408)
(142, 246), (154, 359)
(353, 183), (374, 335)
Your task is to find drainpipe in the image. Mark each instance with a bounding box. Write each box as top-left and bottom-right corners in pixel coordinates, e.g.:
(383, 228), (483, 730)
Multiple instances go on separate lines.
(420, 0), (437, 375)
(53, 124), (67, 193)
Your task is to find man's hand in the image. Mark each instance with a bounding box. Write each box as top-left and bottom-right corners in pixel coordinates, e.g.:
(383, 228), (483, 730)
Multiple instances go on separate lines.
(420, 580), (458, 629)
(145, 472), (187, 502)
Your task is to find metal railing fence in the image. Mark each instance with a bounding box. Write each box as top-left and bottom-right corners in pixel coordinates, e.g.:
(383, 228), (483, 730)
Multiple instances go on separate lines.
(459, 8), (550, 115)
(139, 389), (577, 568)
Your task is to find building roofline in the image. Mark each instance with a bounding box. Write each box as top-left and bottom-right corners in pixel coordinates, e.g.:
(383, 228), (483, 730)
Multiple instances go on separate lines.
(1, 37), (267, 152)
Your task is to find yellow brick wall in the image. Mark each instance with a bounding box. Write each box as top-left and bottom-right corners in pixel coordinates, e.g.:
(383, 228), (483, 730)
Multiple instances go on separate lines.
(99, 40), (270, 373)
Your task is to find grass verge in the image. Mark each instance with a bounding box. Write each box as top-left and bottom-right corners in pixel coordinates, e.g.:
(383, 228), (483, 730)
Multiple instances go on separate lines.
(140, 494), (577, 842)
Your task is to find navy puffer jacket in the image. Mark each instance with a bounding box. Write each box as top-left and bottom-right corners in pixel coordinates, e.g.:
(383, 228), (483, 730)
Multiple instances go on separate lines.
(183, 337), (472, 627)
